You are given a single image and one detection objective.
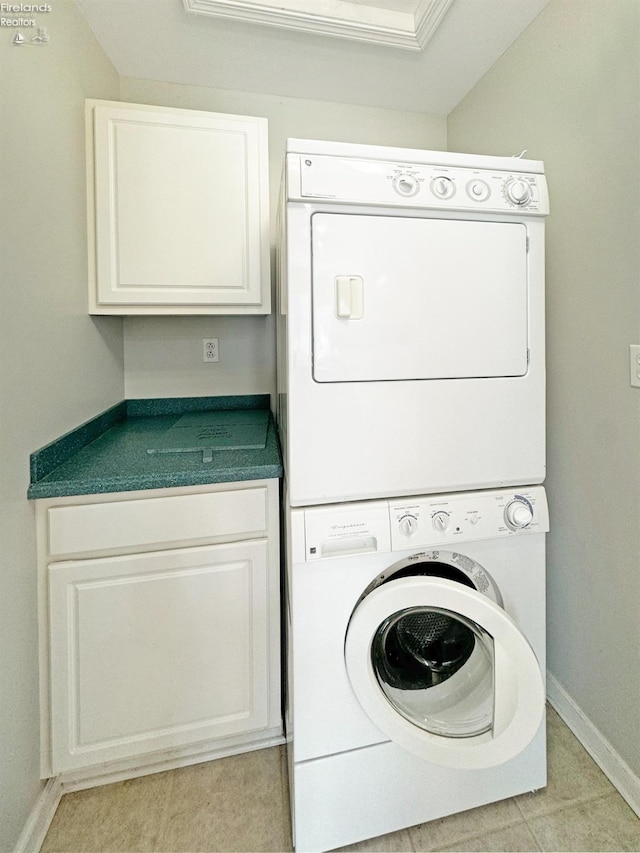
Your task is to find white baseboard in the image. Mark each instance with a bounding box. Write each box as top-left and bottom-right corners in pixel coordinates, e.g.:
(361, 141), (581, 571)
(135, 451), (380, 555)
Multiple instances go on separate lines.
(547, 671), (640, 817)
(13, 777), (62, 853)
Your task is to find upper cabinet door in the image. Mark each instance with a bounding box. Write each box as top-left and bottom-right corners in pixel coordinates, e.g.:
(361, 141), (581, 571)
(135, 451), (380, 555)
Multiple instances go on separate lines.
(86, 100), (270, 314)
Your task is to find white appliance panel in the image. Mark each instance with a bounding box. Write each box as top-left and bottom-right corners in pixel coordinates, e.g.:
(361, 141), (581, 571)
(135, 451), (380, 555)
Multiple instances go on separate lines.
(312, 214), (528, 382)
(291, 732), (546, 853)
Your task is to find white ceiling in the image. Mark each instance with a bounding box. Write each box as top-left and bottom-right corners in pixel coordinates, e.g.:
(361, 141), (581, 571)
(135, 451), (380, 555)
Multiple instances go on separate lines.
(75, 0), (551, 115)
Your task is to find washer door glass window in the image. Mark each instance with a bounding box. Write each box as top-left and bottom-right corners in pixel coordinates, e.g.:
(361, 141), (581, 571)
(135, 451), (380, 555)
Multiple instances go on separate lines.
(372, 606), (494, 739)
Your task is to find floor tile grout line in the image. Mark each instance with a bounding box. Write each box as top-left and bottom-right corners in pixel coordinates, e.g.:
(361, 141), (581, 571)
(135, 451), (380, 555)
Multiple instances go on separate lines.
(414, 817), (532, 853)
(405, 826), (418, 853)
(154, 767), (176, 851)
(407, 805), (525, 853)
(515, 786), (621, 824)
(387, 829), (417, 852)
(519, 791), (621, 853)
(521, 809), (546, 853)
(277, 745), (294, 851)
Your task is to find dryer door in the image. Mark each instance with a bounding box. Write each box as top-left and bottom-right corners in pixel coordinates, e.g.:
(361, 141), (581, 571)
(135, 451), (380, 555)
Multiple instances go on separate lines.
(311, 213), (528, 383)
(345, 576), (544, 769)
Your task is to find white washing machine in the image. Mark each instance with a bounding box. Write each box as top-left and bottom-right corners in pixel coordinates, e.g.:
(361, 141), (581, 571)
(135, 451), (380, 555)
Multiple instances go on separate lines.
(285, 486), (548, 852)
(276, 139), (549, 507)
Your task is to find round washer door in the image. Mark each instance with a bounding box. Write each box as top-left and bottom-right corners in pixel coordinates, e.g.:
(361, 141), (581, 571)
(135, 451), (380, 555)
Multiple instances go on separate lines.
(345, 576), (544, 770)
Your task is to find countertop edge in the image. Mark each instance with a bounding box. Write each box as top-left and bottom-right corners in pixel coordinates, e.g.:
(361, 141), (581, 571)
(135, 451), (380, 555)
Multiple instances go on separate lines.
(27, 465), (283, 500)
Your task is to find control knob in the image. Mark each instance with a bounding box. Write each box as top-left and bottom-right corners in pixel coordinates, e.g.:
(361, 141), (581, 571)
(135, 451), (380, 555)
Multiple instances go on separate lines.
(504, 499), (533, 530)
(431, 176), (455, 199)
(399, 514), (417, 536)
(504, 178), (532, 206)
(432, 511), (450, 532)
(393, 174), (419, 197)
(467, 179), (490, 202)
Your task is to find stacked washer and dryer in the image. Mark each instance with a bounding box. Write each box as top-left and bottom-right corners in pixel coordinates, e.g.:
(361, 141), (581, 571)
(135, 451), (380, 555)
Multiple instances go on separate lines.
(276, 139), (550, 852)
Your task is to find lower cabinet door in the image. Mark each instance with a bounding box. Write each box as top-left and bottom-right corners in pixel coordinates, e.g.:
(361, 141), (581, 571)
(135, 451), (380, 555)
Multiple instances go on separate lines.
(48, 539), (270, 772)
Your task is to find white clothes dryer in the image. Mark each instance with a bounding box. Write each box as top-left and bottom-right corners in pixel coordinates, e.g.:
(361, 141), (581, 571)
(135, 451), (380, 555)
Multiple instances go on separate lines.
(284, 486), (548, 852)
(276, 139), (549, 507)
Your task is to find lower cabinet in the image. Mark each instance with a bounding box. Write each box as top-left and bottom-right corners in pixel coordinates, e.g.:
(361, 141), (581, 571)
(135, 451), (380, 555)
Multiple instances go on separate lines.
(36, 480), (281, 779)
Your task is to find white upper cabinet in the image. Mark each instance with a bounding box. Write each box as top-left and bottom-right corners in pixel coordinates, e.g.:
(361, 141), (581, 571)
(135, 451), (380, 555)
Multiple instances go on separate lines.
(86, 100), (271, 314)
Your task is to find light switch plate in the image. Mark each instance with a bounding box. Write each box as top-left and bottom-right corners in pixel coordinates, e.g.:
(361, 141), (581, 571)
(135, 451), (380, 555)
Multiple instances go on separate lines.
(629, 345), (640, 387)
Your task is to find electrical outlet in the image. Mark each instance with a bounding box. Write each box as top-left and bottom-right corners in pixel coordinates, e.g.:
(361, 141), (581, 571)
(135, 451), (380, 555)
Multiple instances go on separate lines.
(202, 338), (219, 363)
(630, 344), (640, 387)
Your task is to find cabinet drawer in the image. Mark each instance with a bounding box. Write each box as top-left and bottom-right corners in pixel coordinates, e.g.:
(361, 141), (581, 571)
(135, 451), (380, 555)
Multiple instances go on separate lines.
(47, 487), (267, 557)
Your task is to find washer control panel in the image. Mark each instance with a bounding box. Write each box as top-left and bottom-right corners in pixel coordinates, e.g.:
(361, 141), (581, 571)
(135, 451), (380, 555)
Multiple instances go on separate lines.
(389, 486), (548, 551)
(299, 486), (549, 561)
(294, 153), (549, 215)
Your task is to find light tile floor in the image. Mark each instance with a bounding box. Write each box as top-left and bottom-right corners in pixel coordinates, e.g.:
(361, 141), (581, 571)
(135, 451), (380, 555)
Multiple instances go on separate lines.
(41, 708), (640, 853)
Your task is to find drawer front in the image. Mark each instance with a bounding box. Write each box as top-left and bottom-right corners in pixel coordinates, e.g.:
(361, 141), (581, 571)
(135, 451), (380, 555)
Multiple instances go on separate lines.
(48, 487), (267, 557)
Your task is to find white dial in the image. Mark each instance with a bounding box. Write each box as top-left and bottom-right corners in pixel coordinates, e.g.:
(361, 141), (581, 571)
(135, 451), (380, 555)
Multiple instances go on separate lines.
(504, 178), (532, 206)
(393, 174), (419, 197)
(504, 499), (533, 530)
(432, 511), (450, 532)
(399, 514), (417, 536)
(467, 179), (490, 202)
(431, 176), (455, 199)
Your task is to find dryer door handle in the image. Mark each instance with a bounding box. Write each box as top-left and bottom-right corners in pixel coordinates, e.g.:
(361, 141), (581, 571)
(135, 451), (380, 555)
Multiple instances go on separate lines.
(335, 276), (364, 319)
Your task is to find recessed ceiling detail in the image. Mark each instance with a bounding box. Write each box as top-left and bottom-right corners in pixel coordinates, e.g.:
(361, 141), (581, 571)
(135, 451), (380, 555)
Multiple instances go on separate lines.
(182, 0), (454, 50)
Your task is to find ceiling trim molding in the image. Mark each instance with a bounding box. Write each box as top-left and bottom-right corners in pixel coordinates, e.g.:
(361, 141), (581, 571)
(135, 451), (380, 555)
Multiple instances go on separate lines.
(414, 0), (454, 49)
(182, 0), (454, 51)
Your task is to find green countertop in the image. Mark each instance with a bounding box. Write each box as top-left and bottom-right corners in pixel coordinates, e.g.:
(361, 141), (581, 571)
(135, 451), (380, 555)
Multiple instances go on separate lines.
(28, 396), (283, 499)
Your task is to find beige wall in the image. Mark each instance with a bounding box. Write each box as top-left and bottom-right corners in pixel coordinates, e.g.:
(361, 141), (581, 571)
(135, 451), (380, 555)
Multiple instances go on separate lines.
(119, 78), (447, 399)
(449, 0), (640, 775)
(0, 2), (123, 846)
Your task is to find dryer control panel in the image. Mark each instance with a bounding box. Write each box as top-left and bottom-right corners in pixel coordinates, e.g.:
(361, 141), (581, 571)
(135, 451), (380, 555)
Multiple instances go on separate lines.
(288, 154), (549, 215)
(389, 486), (549, 551)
